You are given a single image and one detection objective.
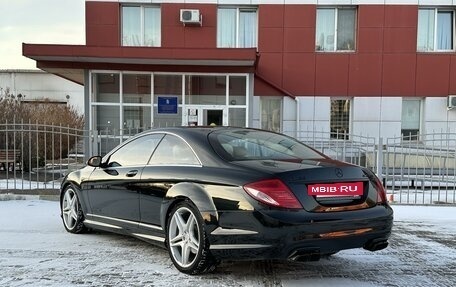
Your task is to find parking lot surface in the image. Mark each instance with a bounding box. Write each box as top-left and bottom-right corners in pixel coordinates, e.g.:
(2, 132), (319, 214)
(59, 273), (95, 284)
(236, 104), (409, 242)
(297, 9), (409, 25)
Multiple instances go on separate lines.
(0, 200), (455, 287)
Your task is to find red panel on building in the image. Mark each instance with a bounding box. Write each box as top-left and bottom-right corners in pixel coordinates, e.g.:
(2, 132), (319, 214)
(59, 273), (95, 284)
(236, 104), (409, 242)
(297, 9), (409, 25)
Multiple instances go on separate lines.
(254, 77), (285, 97)
(283, 53), (315, 96)
(184, 4), (216, 27)
(283, 5), (316, 28)
(86, 2), (119, 25)
(256, 53), (283, 88)
(384, 5), (417, 28)
(315, 54), (350, 96)
(383, 27), (417, 53)
(86, 2), (119, 46)
(348, 54), (382, 96)
(86, 25), (120, 47)
(184, 27), (216, 48)
(162, 4), (182, 27)
(449, 56), (456, 95)
(357, 28), (383, 53)
(259, 5), (284, 28)
(259, 28), (284, 53)
(162, 26), (185, 47)
(382, 54), (416, 96)
(25, 2), (456, 103)
(162, 4), (216, 48)
(416, 54), (451, 97)
(283, 28), (315, 53)
(358, 5), (384, 28)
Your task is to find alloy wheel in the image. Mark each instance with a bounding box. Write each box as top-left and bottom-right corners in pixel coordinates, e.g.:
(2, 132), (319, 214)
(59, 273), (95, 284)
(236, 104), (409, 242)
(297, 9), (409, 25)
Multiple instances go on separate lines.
(168, 206), (201, 268)
(62, 188), (79, 230)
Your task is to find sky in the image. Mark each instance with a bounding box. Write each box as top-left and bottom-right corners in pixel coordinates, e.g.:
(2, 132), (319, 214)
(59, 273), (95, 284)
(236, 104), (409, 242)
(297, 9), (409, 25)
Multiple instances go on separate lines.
(0, 0), (85, 70)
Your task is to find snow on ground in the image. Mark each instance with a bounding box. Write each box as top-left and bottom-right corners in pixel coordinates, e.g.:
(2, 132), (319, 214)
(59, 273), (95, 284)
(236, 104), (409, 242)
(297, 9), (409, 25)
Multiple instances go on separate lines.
(0, 200), (455, 287)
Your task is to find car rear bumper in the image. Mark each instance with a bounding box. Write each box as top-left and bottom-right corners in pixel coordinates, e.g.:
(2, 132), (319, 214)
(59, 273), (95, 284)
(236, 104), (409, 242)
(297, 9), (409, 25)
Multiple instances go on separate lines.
(207, 204), (393, 261)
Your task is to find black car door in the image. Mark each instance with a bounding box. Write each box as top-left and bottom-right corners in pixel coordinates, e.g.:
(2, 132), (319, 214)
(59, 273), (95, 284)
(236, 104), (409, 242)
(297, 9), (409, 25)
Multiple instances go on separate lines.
(87, 134), (163, 224)
(139, 134), (202, 226)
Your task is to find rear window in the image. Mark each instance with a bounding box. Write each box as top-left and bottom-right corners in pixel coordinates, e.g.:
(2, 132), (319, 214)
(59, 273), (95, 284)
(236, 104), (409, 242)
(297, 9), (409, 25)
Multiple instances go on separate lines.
(209, 129), (324, 161)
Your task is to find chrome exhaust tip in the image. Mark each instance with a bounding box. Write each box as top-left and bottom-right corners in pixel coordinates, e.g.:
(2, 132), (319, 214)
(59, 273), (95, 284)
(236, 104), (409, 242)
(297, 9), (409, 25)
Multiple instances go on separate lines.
(288, 248), (321, 262)
(364, 238), (389, 251)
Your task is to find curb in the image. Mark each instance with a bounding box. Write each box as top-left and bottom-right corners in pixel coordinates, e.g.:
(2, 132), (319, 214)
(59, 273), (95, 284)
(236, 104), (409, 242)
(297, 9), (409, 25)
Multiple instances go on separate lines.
(0, 193), (59, 202)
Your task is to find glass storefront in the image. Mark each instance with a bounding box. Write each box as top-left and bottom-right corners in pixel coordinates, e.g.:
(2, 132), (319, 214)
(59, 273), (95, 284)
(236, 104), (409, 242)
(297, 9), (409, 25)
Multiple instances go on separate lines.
(90, 71), (250, 153)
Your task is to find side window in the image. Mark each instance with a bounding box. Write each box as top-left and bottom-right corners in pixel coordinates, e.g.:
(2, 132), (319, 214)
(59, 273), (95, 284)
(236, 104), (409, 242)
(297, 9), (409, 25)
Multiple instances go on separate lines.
(108, 134), (163, 167)
(401, 99), (421, 140)
(122, 5), (161, 47)
(217, 7), (257, 48)
(316, 7), (357, 52)
(261, 97), (281, 133)
(330, 99), (351, 140)
(149, 134), (200, 165)
(417, 8), (454, 52)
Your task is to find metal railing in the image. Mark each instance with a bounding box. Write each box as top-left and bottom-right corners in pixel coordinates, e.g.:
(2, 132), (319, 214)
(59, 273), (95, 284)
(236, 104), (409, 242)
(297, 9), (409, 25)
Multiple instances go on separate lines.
(293, 130), (378, 172)
(286, 129), (456, 205)
(384, 133), (456, 205)
(0, 121), (86, 192)
(1, 122), (456, 205)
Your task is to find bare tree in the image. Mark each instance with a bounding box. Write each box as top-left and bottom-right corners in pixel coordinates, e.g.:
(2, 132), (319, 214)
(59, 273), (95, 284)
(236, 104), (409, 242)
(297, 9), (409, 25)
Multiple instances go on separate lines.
(0, 87), (84, 171)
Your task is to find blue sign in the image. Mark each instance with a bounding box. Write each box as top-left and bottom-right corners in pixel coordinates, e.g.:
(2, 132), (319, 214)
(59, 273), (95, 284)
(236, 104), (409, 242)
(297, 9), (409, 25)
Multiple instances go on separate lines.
(157, 97), (178, 114)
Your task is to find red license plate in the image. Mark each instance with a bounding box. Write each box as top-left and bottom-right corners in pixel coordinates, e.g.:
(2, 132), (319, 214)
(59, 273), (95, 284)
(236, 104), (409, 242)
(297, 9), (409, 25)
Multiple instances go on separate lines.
(307, 182), (364, 197)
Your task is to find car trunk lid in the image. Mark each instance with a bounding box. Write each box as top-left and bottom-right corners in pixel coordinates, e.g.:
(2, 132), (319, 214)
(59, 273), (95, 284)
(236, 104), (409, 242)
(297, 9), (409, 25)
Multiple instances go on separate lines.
(234, 159), (378, 212)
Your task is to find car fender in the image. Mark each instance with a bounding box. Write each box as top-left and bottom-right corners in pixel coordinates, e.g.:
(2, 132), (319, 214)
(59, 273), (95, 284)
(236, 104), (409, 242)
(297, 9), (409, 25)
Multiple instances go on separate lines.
(161, 182), (218, 228)
(60, 169), (93, 216)
(60, 171), (83, 202)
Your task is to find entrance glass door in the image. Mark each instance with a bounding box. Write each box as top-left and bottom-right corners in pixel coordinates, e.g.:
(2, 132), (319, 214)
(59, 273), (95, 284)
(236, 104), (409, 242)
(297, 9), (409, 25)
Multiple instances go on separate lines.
(185, 107), (227, 126)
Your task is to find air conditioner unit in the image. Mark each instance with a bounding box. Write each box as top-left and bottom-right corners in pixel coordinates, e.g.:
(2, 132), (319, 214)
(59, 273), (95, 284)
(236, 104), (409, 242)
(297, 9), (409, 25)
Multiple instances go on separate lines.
(448, 95), (456, 110)
(180, 9), (201, 25)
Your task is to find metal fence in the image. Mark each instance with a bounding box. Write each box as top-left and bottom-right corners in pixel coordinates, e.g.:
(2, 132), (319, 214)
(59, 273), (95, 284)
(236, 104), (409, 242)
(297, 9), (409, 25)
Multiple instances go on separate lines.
(294, 130), (378, 172)
(383, 133), (456, 205)
(287, 129), (456, 205)
(0, 122), (86, 192)
(1, 122), (455, 205)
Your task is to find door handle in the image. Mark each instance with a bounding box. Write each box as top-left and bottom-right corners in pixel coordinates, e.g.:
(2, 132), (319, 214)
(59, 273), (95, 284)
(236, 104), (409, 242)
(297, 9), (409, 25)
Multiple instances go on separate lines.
(126, 170), (138, 177)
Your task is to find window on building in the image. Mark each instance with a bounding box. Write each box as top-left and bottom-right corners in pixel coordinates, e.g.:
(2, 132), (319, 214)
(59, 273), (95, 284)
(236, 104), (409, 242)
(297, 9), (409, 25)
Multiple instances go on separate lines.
(217, 7), (257, 48)
(91, 73), (152, 133)
(401, 100), (421, 140)
(417, 8), (454, 52)
(122, 6), (161, 47)
(316, 7), (356, 51)
(330, 99), (351, 139)
(261, 98), (281, 133)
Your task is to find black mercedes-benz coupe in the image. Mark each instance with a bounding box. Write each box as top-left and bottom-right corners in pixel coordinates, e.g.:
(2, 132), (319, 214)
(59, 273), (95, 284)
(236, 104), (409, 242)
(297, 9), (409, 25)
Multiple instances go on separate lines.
(60, 127), (393, 274)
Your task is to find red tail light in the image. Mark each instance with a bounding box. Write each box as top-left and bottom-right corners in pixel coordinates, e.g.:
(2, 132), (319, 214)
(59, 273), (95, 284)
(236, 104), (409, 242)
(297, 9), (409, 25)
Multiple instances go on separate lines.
(243, 179), (302, 209)
(373, 176), (387, 204)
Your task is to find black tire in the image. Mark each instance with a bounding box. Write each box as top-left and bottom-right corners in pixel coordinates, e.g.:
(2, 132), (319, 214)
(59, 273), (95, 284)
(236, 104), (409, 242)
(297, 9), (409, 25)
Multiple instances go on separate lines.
(166, 200), (217, 275)
(61, 185), (87, 234)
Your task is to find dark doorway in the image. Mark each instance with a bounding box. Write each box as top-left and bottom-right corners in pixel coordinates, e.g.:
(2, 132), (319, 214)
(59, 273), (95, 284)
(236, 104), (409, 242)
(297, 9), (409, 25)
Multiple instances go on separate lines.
(206, 110), (223, 126)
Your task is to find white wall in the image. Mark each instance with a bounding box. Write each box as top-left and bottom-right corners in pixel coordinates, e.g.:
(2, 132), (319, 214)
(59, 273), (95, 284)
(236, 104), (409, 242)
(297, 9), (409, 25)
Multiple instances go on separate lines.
(252, 95), (261, 129)
(423, 97), (456, 134)
(279, 96), (456, 140)
(295, 97), (331, 133)
(0, 70), (84, 115)
(352, 97), (403, 139)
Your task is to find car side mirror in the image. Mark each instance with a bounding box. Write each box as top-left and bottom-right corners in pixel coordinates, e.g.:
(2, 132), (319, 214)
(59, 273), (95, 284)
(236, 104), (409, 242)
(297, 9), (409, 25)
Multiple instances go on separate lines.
(87, 156), (103, 167)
